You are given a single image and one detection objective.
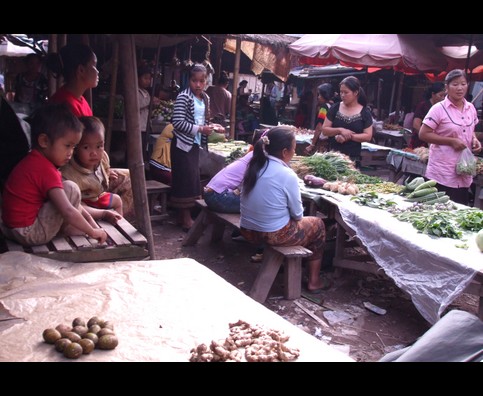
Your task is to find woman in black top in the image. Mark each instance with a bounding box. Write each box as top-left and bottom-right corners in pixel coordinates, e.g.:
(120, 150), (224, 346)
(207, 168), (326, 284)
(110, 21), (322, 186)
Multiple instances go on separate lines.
(322, 76), (373, 167)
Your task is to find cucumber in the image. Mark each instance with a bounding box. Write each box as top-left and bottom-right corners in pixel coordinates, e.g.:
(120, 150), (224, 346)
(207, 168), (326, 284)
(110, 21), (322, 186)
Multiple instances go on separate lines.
(413, 179), (437, 192)
(406, 177), (425, 190)
(423, 195), (450, 205)
(407, 187), (438, 198)
(405, 191), (446, 202)
(420, 191), (447, 202)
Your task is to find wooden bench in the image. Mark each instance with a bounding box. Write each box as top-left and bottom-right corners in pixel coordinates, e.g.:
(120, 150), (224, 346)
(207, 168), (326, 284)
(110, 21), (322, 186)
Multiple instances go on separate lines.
(0, 218), (149, 263)
(145, 179), (171, 222)
(183, 199), (314, 303)
(249, 245), (313, 304)
(182, 199), (240, 246)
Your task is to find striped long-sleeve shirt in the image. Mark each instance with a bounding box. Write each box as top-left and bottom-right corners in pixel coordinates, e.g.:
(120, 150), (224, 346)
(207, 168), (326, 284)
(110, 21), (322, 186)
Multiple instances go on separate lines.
(172, 88), (210, 152)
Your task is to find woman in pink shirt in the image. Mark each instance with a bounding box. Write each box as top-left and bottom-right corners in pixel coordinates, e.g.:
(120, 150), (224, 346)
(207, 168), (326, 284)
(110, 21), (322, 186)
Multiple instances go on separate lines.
(419, 69), (482, 205)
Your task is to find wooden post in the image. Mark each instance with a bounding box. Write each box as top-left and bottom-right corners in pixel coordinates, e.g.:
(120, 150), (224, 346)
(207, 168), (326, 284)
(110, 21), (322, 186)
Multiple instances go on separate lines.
(80, 34), (92, 109)
(105, 39), (119, 155)
(118, 34), (156, 260)
(146, 34), (163, 133)
(214, 36), (224, 85)
(395, 72), (404, 123)
(389, 71), (397, 116)
(47, 34), (57, 97)
(229, 37), (241, 140)
(57, 34), (67, 90)
(376, 78), (383, 121)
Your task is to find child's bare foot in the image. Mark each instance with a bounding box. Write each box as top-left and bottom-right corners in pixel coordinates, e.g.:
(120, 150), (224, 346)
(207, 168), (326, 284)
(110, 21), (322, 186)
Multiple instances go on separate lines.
(104, 210), (122, 224)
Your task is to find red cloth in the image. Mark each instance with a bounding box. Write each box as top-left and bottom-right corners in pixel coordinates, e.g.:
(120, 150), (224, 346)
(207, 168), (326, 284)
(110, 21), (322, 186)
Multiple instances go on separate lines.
(49, 86), (93, 117)
(82, 192), (114, 209)
(2, 150), (64, 228)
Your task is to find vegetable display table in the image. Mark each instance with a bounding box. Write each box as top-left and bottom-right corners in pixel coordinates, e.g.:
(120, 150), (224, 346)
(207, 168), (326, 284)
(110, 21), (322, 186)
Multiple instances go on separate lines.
(300, 185), (483, 324)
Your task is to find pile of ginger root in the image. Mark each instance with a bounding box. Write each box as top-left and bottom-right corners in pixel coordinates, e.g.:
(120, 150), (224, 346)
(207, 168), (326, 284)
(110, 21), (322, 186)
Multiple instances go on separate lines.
(189, 319), (300, 362)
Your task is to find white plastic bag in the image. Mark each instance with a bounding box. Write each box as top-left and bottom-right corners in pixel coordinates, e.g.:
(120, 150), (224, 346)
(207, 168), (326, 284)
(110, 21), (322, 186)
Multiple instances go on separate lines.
(456, 147), (477, 176)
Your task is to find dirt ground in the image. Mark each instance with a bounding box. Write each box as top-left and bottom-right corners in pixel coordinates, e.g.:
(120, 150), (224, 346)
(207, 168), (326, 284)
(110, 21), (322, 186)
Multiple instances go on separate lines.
(151, 208), (479, 362)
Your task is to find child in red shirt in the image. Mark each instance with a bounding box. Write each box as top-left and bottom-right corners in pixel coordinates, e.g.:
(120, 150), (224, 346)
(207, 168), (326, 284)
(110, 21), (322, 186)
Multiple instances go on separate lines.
(0, 103), (108, 246)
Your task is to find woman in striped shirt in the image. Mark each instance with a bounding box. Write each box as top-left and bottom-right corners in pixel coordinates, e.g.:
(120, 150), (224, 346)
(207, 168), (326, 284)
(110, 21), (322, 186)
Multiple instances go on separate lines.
(170, 64), (225, 231)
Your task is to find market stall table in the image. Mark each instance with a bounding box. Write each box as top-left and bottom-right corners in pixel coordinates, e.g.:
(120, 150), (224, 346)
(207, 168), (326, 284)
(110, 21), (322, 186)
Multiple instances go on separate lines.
(374, 129), (409, 149)
(386, 149), (426, 183)
(299, 185), (483, 324)
(0, 252), (352, 362)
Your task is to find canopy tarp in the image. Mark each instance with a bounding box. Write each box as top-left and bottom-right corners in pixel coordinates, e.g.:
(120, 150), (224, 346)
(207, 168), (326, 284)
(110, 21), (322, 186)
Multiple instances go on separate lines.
(224, 34), (297, 81)
(289, 34), (448, 74)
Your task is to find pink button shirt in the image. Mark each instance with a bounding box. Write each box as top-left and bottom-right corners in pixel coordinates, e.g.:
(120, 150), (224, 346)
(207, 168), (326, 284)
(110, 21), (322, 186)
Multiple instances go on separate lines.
(422, 97), (478, 188)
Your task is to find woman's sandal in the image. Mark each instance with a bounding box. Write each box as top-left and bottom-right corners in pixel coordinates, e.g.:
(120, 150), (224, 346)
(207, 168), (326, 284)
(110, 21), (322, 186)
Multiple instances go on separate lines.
(304, 278), (332, 294)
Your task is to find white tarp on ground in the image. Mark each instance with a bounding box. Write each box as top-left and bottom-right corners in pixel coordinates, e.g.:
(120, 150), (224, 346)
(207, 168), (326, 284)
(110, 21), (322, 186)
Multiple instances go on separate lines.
(0, 252), (353, 362)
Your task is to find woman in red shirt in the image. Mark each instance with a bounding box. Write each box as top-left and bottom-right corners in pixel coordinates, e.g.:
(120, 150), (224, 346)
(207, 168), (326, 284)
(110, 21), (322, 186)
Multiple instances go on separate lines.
(47, 43), (99, 117)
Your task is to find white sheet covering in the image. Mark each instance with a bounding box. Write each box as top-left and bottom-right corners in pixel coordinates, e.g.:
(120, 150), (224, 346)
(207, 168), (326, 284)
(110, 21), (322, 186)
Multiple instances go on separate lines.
(0, 252), (353, 362)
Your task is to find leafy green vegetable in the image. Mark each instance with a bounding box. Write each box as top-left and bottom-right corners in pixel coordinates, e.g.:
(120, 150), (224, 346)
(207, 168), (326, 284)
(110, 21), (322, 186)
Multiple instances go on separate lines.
(350, 192), (397, 209)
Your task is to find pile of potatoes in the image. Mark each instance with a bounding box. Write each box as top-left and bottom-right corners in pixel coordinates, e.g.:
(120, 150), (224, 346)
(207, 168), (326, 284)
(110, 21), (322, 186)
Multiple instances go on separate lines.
(42, 316), (118, 359)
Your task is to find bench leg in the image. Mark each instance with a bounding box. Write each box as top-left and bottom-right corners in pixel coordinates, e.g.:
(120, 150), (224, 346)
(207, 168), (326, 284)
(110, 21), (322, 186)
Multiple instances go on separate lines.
(249, 248), (284, 304)
(210, 220), (226, 243)
(182, 210), (207, 246)
(283, 257), (302, 300)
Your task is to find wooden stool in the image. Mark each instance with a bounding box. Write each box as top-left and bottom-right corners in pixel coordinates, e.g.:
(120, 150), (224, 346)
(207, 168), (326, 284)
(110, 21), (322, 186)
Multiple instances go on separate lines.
(249, 245), (313, 303)
(145, 179), (171, 222)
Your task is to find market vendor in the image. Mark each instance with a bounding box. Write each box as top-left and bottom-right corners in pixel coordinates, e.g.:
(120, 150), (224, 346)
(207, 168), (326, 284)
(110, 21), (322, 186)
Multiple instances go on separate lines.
(419, 69), (481, 206)
(322, 76), (373, 168)
(305, 83), (335, 155)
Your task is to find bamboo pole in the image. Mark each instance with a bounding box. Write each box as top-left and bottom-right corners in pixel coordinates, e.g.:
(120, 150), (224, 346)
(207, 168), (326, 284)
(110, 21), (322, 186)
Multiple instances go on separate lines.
(118, 34), (156, 260)
(229, 37), (241, 140)
(105, 39), (119, 155)
(47, 34), (57, 97)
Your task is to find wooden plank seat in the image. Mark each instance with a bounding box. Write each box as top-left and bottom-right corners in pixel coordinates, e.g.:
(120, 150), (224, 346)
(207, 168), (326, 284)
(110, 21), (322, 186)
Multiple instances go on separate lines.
(249, 245), (313, 304)
(182, 199), (240, 246)
(0, 217), (149, 263)
(145, 179), (171, 222)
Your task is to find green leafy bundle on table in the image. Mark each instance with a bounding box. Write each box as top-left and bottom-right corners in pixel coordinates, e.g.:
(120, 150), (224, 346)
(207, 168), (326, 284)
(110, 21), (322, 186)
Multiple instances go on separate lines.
(152, 100), (174, 121)
(392, 206), (483, 239)
(296, 151), (384, 185)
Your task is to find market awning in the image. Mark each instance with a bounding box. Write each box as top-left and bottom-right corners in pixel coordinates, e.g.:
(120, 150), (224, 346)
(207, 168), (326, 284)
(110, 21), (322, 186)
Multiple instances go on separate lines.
(289, 34), (448, 74)
(224, 34), (297, 81)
